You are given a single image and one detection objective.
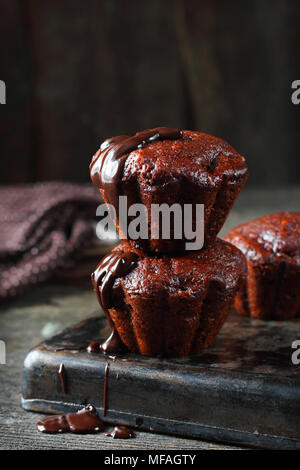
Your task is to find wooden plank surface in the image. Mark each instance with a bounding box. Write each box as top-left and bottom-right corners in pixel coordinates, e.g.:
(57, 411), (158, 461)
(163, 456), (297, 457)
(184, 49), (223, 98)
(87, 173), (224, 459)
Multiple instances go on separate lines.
(0, 188), (299, 450)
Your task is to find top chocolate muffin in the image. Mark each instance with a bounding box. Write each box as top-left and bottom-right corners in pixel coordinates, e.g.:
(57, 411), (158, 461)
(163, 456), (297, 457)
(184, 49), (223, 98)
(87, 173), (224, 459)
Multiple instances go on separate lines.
(90, 127), (248, 253)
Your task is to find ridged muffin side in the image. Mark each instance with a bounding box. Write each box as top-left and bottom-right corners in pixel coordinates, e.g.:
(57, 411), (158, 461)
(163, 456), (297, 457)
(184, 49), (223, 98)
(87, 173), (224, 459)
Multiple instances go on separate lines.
(101, 239), (247, 357)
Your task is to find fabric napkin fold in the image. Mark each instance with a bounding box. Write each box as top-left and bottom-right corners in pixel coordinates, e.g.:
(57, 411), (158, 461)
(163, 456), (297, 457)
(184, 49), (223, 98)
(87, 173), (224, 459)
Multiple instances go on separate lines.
(0, 182), (101, 302)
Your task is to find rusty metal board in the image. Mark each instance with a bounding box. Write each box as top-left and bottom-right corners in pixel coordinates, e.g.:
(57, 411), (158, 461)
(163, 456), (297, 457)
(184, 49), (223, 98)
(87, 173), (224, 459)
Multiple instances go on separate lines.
(22, 312), (300, 449)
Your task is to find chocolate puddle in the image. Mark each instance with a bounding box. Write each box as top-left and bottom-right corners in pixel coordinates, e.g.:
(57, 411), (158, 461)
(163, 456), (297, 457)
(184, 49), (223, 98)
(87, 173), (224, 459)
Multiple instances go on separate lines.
(36, 406), (135, 439)
(37, 405), (104, 434)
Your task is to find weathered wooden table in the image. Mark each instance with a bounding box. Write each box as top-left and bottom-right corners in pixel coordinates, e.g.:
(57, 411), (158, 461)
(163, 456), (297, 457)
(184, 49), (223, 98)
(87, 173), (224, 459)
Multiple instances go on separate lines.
(0, 188), (299, 450)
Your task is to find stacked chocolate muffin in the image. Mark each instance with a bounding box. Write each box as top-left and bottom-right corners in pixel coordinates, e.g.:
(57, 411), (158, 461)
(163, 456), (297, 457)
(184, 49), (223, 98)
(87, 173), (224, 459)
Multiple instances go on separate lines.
(90, 128), (248, 357)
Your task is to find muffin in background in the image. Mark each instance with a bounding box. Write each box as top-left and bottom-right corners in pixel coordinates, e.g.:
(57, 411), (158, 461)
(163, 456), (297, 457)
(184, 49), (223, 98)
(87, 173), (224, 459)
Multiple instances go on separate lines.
(225, 212), (300, 320)
(97, 238), (246, 357)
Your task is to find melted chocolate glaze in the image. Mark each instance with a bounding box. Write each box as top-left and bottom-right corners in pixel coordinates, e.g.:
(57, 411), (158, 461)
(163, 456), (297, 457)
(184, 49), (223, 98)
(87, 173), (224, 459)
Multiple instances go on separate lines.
(37, 405), (104, 434)
(58, 363), (67, 394)
(89, 127), (183, 214)
(91, 251), (138, 354)
(107, 425), (134, 439)
(92, 251), (138, 311)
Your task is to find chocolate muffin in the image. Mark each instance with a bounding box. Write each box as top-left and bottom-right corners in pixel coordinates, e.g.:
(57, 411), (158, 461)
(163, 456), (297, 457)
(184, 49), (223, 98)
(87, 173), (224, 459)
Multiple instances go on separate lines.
(90, 127), (248, 253)
(224, 212), (300, 320)
(92, 238), (247, 357)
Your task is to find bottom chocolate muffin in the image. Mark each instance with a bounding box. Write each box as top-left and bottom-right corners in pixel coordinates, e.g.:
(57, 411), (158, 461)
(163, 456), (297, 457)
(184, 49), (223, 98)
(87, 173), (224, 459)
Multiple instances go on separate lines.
(94, 239), (246, 357)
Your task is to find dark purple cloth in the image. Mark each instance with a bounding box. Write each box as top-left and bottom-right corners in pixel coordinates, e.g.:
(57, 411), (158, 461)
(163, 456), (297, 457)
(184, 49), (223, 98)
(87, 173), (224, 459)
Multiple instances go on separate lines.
(0, 182), (100, 301)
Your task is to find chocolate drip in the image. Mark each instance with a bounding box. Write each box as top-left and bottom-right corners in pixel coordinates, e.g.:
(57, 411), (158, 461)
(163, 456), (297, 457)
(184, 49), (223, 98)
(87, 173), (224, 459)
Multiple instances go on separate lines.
(100, 329), (126, 355)
(91, 251), (138, 354)
(107, 425), (134, 439)
(58, 363), (67, 394)
(37, 405), (104, 434)
(89, 127), (183, 214)
(103, 363), (109, 417)
(92, 251), (138, 311)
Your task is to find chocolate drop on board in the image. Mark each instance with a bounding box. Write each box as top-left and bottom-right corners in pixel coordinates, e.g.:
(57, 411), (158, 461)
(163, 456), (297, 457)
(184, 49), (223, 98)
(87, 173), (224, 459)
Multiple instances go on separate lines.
(107, 425), (135, 439)
(36, 405), (104, 434)
(86, 341), (101, 353)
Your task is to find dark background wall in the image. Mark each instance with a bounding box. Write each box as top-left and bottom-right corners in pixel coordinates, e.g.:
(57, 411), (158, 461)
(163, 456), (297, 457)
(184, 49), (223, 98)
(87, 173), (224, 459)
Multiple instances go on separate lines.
(0, 0), (299, 187)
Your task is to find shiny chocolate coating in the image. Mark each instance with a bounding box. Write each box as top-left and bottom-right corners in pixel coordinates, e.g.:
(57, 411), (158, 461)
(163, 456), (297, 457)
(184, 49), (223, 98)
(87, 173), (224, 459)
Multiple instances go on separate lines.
(90, 127), (183, 216)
